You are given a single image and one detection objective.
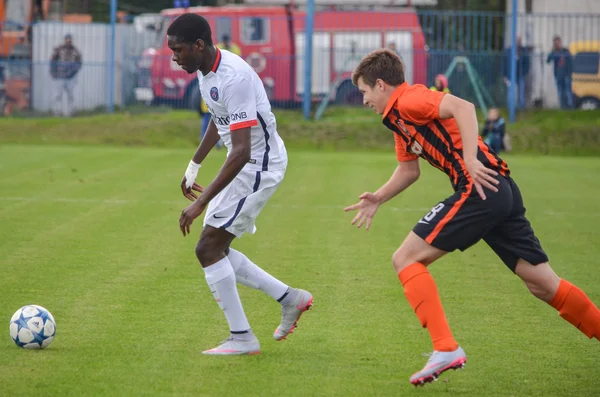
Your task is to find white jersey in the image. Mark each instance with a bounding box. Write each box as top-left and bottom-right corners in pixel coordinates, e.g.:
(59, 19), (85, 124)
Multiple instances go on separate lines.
(197, 48), (287, 172)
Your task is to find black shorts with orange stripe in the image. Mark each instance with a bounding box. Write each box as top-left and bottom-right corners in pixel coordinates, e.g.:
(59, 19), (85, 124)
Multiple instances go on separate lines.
(413, 175), (549, 272)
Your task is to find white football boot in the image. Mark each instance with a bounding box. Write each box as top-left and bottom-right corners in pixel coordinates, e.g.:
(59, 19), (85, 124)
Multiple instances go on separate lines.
(410, 346), (467, 386)
(273, 288), (313, 341)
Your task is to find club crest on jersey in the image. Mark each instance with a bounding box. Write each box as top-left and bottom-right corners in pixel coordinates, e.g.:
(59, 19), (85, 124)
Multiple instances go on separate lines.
(395, 119), (410, 136)
(409, 140), (423, 155)
(210, 87), (219, 101)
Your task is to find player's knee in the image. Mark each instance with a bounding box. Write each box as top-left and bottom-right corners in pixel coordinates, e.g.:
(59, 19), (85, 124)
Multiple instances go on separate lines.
(195, 239), (209, 265)
(516, 261), (559, 303)
(392, 249), (412, 273)
(195, 237), (220, 267)
(524, 278), (558, 303)
(523, 273), (558, 303)
(392, 248), (440, 274)
(525, 281), (555, 302)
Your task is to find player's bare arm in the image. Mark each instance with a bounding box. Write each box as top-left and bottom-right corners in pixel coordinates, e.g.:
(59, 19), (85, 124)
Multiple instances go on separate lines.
(344, 159), (420, 230)
(179, 127), (251, 236)
(373, 159), (420, 204)
(438, 94), (499, 200)
(181, 119), (221, 201)
(193, 118), (221, 164)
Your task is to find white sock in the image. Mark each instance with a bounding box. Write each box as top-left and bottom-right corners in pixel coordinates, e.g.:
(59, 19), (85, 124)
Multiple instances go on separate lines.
(227, 248), (290, 301)
(203, 257), (251, 334)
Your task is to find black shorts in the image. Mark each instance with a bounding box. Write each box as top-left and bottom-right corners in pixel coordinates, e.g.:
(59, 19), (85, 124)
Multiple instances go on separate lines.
(413, 175), (549, 272)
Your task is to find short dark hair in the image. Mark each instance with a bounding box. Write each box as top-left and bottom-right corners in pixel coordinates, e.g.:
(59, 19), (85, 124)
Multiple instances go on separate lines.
(352, 48), (405, 88)
(167, 13), (213, 46)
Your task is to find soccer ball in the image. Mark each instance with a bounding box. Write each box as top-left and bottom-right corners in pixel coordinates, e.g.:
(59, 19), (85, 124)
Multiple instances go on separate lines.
(9, 305), (56, 349)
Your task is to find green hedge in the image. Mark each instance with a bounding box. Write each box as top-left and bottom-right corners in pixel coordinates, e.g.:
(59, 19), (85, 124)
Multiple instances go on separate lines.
(0, 106), (598, 156)
(508, 109), (600, 156)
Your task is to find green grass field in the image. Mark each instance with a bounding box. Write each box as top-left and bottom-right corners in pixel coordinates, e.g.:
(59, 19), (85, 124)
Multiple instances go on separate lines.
(1, 144), (599, 396)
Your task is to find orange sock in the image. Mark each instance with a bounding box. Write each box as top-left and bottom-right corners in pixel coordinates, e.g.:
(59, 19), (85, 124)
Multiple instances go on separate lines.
(549, 279), (600, 340)
(399, 262), (458, 352)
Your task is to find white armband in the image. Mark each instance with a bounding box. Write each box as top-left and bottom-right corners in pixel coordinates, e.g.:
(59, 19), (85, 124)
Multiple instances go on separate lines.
(184, 160), (201, 189)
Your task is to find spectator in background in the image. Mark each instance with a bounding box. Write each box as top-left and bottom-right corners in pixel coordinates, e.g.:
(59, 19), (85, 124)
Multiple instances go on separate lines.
(8, 35), (31, 81)
(27, 1), (44, 43)
(481, 108), (506, 154)
(430, 74), (450, 93)
(50, 34), (82, 116)
(117, 11), (129, 24)
(3, 36), (32, 116)
(387, 41), (404, 64)
(504, 35), (530, 109)
(546, 35), (573, 109)
(10, 36), (32, 63)
(33, 0), (44, 20)
(216, 34), (241, 56)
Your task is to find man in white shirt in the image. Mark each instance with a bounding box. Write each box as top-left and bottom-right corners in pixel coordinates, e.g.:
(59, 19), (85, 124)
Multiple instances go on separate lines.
(167, 13), (313, 355)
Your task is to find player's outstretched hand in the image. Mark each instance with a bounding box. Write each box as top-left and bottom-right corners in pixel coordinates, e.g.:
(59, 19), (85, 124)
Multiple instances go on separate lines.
(181, 176), (204, 202)
(465, 159), (499, 200)
(179, 201), (206, 236)
(344, 192), (381, 230)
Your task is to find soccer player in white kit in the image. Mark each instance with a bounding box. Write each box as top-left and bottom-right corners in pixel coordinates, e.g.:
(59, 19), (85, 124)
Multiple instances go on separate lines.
(167, 13), (313, 355)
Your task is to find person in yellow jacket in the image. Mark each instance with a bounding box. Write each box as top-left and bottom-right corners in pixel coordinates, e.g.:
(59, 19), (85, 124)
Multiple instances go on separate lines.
(216, 34), (241, 56)
(198, 98), (222, 149)
(430, 74), (451, 93)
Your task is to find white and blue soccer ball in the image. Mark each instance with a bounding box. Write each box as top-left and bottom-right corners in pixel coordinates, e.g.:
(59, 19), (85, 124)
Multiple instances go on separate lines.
(9, 305), (56, 349)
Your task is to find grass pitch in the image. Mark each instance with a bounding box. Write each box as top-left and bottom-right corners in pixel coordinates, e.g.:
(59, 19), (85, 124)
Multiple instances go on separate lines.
(1, 144), (599, 396)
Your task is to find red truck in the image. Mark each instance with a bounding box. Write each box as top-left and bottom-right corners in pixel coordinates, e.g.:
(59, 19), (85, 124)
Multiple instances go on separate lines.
(134, 2), (427, 109)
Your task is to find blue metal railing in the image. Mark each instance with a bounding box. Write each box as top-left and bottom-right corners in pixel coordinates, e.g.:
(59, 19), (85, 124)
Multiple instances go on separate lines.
(1, 10), (599, 118)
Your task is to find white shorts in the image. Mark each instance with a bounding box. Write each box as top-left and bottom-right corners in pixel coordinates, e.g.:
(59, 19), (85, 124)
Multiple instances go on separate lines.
(203, 167), (285, 238)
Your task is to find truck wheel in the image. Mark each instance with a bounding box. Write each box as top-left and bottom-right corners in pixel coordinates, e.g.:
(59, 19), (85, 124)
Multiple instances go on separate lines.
(579, 96), (599, 110)
(335, 80), (362, 105)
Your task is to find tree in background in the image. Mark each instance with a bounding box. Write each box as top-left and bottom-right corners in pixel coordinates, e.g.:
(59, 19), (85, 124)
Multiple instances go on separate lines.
(431, 0), (504, 12)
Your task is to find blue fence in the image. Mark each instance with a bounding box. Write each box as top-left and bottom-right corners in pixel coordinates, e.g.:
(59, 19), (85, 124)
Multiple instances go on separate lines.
(418, 10), (600, 119)
(0, 10), (599, 119)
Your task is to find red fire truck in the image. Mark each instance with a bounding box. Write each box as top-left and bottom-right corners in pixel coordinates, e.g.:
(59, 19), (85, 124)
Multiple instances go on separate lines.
(134, 1), (428, 109)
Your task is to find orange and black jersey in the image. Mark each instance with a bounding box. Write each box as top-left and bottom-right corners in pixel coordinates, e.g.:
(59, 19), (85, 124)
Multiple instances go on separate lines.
(382, 83), (510, 191)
